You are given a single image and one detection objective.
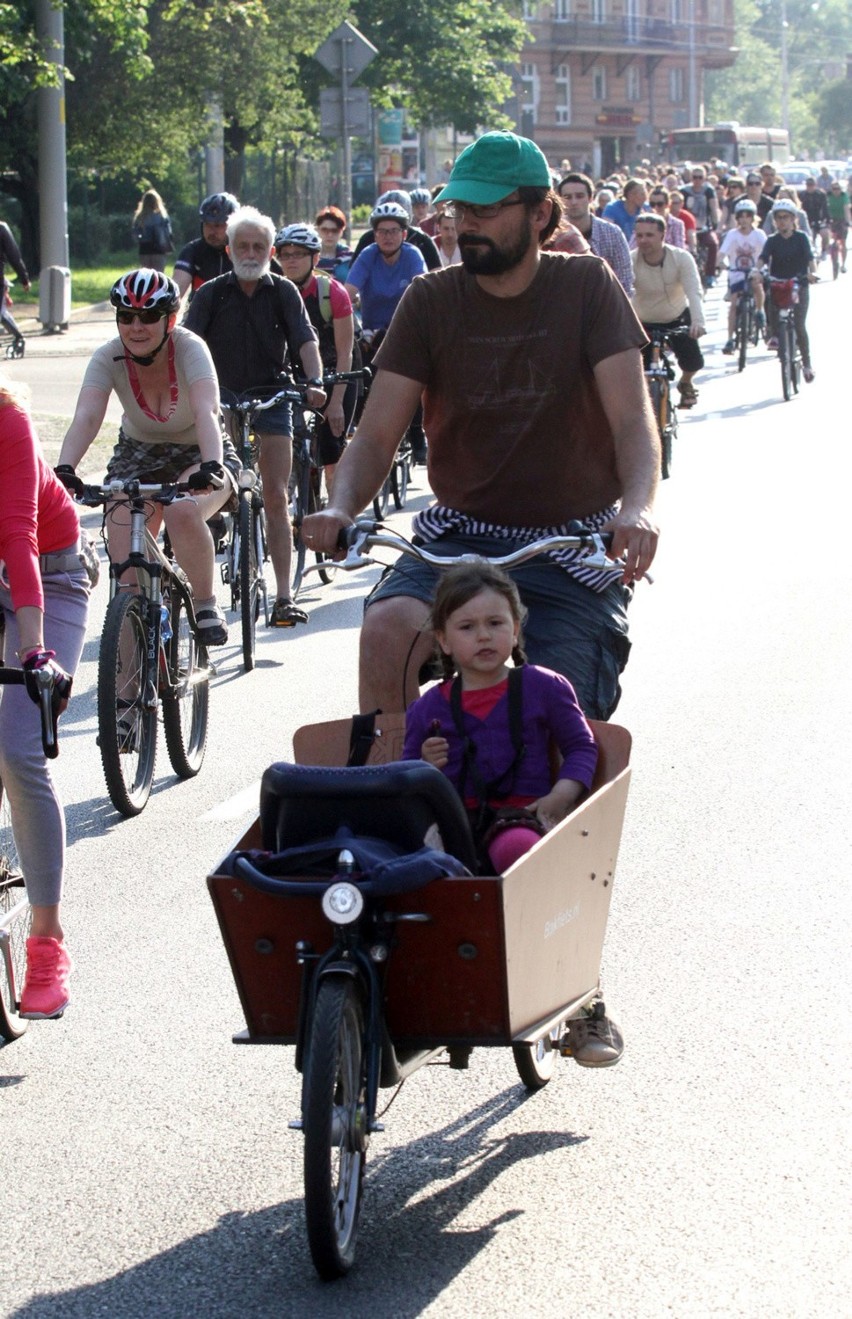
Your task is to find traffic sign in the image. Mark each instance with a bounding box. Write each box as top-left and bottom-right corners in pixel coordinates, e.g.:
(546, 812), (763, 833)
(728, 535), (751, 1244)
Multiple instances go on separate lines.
(314, 21), (377, 80)
(319, 87), (372, 139)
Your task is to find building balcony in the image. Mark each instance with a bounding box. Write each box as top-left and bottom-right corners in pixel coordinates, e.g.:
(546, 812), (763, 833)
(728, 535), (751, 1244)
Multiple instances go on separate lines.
(542, 16), (736, 68)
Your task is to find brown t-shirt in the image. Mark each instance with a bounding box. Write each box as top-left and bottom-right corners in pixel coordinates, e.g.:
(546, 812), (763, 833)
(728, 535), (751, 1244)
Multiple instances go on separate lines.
(375, 252), (647, 525)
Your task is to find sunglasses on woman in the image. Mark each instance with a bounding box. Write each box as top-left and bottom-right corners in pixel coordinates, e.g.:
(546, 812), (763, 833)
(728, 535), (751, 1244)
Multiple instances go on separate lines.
(116, 308), (167, 326)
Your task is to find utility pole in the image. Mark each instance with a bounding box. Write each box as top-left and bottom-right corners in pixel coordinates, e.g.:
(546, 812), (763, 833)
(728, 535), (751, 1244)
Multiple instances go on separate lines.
(35, 0), (70, 329)
(780, 0), (790, 135)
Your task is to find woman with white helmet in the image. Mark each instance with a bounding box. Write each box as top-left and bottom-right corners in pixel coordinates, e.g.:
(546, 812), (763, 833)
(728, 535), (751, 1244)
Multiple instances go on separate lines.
(759, 199), (818, 382)
(274, 224), (358, 490)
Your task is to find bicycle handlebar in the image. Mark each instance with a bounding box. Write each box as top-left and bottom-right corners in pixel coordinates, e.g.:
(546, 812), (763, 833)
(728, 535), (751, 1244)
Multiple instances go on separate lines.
(310, 518), (620, 577)
(219, 371), (370, 418)
(77, 479), (197, 508)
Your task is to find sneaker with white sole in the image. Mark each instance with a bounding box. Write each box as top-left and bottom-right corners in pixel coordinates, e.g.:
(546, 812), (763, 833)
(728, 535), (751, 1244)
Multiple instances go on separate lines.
(20, 937), (71, 1019)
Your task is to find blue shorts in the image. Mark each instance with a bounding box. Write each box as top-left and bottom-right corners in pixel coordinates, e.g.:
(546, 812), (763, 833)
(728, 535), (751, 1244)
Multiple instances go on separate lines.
(365, 530), (633, 720)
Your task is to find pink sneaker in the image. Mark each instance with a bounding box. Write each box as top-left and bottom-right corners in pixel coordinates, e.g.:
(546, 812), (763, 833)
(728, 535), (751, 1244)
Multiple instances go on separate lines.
(19, 937), (71, 1019)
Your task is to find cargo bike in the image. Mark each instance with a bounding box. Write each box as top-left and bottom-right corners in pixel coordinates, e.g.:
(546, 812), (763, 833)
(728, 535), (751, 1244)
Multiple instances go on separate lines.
(208, 523), (634, 1279)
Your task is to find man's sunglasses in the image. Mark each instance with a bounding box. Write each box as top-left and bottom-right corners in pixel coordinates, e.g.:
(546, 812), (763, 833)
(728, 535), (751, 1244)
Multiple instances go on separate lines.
(116, 308), (168, 325)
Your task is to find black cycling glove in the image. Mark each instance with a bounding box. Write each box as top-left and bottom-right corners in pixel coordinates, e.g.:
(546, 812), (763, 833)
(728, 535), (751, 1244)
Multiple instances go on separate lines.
(187, 460), (225, 492)
(22, 650), (73, 707)
(54, 464), (85, 496)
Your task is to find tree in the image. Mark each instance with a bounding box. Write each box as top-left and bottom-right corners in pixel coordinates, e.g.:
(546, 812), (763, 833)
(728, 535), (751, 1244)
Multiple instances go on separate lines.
(352, 0), (527, 134)
(706, 0), (852, 155)
(817, 79), (852, 152)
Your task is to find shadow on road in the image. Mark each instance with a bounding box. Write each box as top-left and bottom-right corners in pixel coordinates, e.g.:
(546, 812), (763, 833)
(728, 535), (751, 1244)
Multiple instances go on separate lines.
(9, 1085), (586, 1318)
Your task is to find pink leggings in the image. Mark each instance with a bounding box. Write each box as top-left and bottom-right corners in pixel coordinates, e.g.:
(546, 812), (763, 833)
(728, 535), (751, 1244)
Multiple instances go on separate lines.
(487, 825), (543, 873)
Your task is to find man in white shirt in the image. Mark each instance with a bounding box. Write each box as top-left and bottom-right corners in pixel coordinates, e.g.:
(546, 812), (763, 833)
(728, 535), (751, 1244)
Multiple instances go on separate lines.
(631, 212), (705, 408)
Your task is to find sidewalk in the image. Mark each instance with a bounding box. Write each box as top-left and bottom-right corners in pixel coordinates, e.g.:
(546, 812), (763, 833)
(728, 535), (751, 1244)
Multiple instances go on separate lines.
(8, 299), (116, 359)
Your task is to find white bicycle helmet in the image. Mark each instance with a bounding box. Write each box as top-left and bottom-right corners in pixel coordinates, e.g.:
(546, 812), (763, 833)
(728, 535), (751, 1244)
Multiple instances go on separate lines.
(771, 198), (798, 216)
(409, 188), (431, 207)
(274, 223), (322, 252)
(370, 201), (409, 229)
(110, 268), (180, 314)
(734, 199), (757, 215)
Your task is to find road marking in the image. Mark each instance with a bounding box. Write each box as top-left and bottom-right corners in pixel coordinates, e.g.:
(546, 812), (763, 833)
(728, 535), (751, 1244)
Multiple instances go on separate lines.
(202, 782), (260, 821)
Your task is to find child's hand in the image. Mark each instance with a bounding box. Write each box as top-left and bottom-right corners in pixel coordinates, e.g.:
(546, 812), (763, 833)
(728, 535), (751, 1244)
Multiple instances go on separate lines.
(421, 736), (449, 769)
(530, 780), (584, 831)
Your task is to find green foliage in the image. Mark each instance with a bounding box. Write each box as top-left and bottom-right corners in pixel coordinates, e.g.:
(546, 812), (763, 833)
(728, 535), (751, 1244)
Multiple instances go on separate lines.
(818, 80), (852, 150)
(706, 0), (852, 155)
(353, 0), (527, 134)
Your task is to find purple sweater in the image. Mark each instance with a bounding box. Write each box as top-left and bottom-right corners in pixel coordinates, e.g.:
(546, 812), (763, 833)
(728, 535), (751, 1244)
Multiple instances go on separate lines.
(402, 665), (598, 802)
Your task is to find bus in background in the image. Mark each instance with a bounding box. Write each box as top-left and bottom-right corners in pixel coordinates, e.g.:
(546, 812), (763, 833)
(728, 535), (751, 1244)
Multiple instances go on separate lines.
(663, 124), (790, 170)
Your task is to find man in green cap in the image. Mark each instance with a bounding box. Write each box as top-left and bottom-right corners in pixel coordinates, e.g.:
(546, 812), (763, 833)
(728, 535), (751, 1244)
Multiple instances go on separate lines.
(304, 131), (659, 724)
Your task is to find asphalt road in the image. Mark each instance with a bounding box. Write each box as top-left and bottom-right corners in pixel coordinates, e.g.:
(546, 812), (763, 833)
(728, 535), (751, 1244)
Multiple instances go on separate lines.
(2, 278), (850, 1317)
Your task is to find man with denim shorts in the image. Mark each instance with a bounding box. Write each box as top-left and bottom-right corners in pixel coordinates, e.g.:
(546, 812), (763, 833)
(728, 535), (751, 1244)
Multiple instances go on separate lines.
(185, 206), (326, 627)
(303, 132), (659, 719)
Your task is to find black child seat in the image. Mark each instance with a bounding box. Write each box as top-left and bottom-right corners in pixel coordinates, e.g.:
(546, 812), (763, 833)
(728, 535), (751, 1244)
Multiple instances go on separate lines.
(259, 759), (479, 876)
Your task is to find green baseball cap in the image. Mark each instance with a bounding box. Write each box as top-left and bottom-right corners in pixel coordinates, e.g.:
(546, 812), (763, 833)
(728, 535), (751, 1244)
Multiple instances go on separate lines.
(435, 132), (551, 205)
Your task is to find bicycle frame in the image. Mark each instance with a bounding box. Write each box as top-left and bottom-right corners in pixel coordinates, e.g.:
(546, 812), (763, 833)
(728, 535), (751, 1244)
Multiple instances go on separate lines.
(643, 330), (677, 481)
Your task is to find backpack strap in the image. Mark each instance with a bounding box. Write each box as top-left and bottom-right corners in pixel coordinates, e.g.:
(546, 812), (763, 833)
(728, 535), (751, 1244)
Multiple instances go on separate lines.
(449, 668), (526, 830)
(312, 271), (334, 324)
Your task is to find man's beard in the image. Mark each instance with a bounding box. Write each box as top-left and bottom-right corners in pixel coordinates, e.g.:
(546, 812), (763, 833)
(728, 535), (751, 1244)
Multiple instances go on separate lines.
(231, 255), (270, 281)
(458, 216), (532, 275)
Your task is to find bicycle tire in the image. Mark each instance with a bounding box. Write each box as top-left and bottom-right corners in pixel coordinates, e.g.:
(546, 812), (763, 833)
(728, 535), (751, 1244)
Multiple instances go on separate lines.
(290, 450), (311, 598)
(162, 582), (209, 778)
(303, 976), (368, 1279)
(391, 444), (410, 511)
(737, 301), (748, 373)
(831, 245), (839, 280)
(98, 592), (157, 817)
(0, 778), (29, 1041)
(648, 377), (670, 478)
(239, 491), (260, 671)
(308, 476), (333, 586)
(779, 319), (793, 402)
(226, 516), (241, 614)
(372, 475), (391, 521)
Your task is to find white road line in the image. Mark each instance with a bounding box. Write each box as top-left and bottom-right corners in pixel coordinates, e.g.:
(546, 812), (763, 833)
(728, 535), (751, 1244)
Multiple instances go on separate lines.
(201, 782), (260, 821)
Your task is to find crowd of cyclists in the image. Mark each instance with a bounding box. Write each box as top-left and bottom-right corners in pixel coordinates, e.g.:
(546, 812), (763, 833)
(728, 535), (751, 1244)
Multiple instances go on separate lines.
(1, 131), (847, 1030)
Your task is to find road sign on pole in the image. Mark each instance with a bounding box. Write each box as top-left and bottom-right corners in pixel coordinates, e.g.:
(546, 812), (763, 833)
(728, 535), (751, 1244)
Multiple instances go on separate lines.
(319, 88), (371, 139)
(314, 20), (377, 79)
(313, 22), (378, 234)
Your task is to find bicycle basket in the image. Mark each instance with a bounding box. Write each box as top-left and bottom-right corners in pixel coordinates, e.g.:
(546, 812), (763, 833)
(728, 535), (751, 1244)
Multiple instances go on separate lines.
(770, 279), (798, 309)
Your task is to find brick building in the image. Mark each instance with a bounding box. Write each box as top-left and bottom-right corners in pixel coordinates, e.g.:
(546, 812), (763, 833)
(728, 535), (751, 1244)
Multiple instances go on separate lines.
(510, 0), (737, 176)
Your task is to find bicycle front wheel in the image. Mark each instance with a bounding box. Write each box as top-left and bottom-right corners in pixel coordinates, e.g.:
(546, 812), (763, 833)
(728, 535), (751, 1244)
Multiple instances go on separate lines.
(162, 584), (209, 778)
(0, 779), (29, 1041)
(779, 321), (793, 402)
(303, 976), (368, 1280)
(290, 453), (311, 598)
(98, 593), (157, 816)
(372, 475), (391, 521)
(737, 303), (749, 372)
(391, 441), (411, 510)
(239, 491), (262, 671)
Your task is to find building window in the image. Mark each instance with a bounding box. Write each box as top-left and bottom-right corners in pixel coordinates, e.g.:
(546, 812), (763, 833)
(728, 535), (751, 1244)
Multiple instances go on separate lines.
(555, 63), (572, 124)
(591, 0), (606, 23)
(592, 65), (607, 100)
(521, 61), (539, 123)
(707, 0), (723, 23)
(553, 0), (571, 19)
(522, 0), (538, 17)
(669, 67), (684, 102)
(670, 0), (683, 22)
(625, 64), (641, 102)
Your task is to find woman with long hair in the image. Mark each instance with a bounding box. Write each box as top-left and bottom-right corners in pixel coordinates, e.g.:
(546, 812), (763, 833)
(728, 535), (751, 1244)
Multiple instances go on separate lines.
(132, 189), (173, 273)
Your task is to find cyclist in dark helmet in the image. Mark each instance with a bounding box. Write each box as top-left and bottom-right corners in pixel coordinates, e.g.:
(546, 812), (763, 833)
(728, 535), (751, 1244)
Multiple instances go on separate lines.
(56, 269), (240, 646)
(173, 191), (240, 303)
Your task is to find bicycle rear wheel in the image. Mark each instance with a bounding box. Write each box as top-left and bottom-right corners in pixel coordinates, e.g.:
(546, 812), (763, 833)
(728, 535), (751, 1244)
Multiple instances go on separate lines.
(0, 778), (29, 1041)
(98, 592), (157, 817)
(648, 378), (671, 479)
(831, 244), (839, 280)
(162, 583), (209, 777)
